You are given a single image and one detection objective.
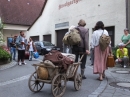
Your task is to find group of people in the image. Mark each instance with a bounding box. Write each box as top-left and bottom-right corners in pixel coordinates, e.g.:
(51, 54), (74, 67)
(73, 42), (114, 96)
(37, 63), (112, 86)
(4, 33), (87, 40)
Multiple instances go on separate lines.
(63, 20), (111, 81)
(63, 19), (130, 81)
(8, 19), (130, 81)
(115, 28), (130, 68)
(8, 31), (36, 66)
(90, 28), (130, 69)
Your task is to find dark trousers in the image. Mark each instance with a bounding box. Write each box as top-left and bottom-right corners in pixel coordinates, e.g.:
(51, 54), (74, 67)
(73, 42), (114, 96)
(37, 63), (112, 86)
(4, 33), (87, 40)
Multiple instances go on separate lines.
(90, 48), (94, 65)
(18, 50), (25, 61)
(72, 46), (87, 69)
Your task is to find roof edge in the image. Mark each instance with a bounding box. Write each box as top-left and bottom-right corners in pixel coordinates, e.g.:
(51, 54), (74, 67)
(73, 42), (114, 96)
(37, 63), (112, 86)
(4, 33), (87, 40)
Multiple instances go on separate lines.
(3, 23), (31, 26)
(27, 0), (48, 31)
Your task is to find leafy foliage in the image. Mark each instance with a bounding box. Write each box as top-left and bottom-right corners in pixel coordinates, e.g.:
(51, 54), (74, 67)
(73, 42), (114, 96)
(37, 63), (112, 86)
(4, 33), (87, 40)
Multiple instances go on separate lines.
(112, 45), (119, 59)
(0, 47), (11, 61)
(0, 18), (4, 31)
(0, 18), (5, 46)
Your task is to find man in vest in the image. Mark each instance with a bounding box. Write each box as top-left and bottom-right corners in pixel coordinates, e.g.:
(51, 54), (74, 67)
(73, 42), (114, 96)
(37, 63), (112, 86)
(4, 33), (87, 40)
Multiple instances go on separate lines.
(72, 19), (90, 79)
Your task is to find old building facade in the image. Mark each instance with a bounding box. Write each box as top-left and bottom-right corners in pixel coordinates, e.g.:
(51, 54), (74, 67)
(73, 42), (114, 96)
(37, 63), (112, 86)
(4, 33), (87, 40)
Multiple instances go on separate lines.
(127, 0), (130, 30)
(27, 0), (128, 50)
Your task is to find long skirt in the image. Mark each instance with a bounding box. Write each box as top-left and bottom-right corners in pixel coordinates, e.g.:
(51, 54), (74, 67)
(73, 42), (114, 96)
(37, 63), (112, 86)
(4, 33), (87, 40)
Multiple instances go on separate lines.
(93, 45), (110, 74)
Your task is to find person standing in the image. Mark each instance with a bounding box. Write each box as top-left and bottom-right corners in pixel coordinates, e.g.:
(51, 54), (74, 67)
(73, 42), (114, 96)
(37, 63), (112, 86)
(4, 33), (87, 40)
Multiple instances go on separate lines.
(72, 19), (90, 79)
(7, 37), (13, 50)
(92, 21), (111, 81)
(121, 28), (130, 61)
(27, 37), (36, 61)
(90, 33), (94, 66)
(15, 31), (27, 65)
(10, 36), (17, 60)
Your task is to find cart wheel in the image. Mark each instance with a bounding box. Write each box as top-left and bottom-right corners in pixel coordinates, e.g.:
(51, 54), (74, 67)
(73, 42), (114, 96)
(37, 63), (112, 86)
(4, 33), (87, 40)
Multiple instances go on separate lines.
(28, 72), (44, 92)
(52, 74), (66, 97)
(74, 73), (82, 91)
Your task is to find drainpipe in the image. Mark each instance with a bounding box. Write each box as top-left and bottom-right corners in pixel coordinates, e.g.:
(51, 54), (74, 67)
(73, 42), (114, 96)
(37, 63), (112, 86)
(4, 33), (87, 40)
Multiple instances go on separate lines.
(126, 0), (128, 28)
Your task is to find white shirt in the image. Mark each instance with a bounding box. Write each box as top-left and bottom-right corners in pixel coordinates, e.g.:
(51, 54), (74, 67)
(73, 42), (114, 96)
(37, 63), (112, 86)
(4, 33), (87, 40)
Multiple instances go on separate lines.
(92, 29), (109, 47)
(29, 41), (34, 51)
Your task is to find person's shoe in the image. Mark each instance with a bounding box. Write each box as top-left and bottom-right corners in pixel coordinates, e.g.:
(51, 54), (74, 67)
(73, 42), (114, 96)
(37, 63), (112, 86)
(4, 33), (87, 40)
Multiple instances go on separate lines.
(124, 65), (127, 68)
(99, 78), (103, 81)
(103, 74), (105, 78)
(29, 59), (32, 61)
(18, 62), (22, 66)
(82, 75), (87, 79)
(22, 62), (27, 65)
(120, 64), (123, 67)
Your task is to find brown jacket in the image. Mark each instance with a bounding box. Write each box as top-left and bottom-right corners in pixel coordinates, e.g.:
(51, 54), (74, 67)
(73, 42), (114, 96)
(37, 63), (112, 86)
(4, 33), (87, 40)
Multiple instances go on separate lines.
(43, 50), (73, 71)
(77, 26), (89, 50)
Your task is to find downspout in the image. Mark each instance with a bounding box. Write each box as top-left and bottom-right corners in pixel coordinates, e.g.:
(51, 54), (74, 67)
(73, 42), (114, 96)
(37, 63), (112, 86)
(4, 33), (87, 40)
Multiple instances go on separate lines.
(126, 0), (128, 28)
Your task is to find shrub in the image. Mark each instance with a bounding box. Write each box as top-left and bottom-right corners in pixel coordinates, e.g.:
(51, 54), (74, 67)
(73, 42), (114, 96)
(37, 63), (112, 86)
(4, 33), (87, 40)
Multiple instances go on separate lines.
(112, 45), (118, 60)
(0, 47), (11, 61)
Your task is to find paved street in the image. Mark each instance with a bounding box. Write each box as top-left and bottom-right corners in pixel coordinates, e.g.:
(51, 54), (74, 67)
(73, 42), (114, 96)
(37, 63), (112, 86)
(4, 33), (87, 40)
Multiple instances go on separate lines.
(0, 56), (130, 97)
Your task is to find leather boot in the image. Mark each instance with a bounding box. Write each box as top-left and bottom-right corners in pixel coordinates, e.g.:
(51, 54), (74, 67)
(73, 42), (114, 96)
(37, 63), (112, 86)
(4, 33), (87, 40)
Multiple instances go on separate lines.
(81, 69), (87, 79)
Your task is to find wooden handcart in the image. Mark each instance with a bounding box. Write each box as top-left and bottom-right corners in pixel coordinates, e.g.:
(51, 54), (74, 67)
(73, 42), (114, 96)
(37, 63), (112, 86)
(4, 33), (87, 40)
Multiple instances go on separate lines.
(28, 54), (84, 97)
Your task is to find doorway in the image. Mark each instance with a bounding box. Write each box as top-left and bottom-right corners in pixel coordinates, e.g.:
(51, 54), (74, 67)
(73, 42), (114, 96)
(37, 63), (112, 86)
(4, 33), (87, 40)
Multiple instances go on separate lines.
(56, 29), (68, 52)
(105, 26), (115, 47)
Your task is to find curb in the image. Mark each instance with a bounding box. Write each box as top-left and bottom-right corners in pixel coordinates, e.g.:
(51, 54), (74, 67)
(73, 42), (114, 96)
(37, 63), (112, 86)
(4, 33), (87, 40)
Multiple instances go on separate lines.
(87, 66), (108, 97)
(0, 58), (42, 71)
(0, 61), (17, 71)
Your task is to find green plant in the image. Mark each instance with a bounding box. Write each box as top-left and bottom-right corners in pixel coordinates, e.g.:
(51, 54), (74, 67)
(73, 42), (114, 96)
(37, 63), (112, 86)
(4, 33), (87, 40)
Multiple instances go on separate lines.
(112, 45), (119, 59)
(0, 47), (11, 61)
(0, 18), (5, 46)
(0, 18), (4, 31)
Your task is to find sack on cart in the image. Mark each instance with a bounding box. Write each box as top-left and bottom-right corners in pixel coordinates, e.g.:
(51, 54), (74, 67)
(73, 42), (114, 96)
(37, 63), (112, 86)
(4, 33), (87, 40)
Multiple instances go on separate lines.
(43, 60), (58, 79)
(37, 66), (48, 80)
(43, 50), (73, 72)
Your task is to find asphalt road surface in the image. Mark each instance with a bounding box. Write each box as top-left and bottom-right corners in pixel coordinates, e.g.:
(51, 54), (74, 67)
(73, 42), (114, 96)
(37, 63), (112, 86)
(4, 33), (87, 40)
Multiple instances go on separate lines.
(0, 55), (101, 97)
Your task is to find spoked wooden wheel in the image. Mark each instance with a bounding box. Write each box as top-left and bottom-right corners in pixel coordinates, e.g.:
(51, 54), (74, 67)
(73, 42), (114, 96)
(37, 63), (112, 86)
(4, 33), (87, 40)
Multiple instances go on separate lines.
(74, 73), (82, 91)
(28, 72), (44, 92)
(52, 74), (66, 97)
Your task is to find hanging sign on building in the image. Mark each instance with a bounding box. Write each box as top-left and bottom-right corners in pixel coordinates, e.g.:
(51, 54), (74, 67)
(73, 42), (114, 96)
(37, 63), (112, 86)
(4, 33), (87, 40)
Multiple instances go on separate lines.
(59, 0), (82, 10)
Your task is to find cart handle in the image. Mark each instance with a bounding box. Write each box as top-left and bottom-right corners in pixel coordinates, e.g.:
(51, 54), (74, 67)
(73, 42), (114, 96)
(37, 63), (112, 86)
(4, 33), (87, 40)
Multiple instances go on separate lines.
(32, 64), (59, 68)
(79, 54), (85, 62)
(73, 62), (82, 65)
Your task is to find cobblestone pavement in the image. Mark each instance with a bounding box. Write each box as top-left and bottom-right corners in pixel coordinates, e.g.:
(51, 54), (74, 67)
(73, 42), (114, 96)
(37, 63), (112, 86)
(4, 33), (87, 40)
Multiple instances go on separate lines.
(99, 64), (130, 97)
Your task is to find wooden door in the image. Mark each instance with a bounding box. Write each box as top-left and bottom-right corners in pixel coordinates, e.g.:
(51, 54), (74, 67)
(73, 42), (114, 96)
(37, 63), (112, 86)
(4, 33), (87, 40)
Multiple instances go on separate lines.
(56, 29), (68, 52)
